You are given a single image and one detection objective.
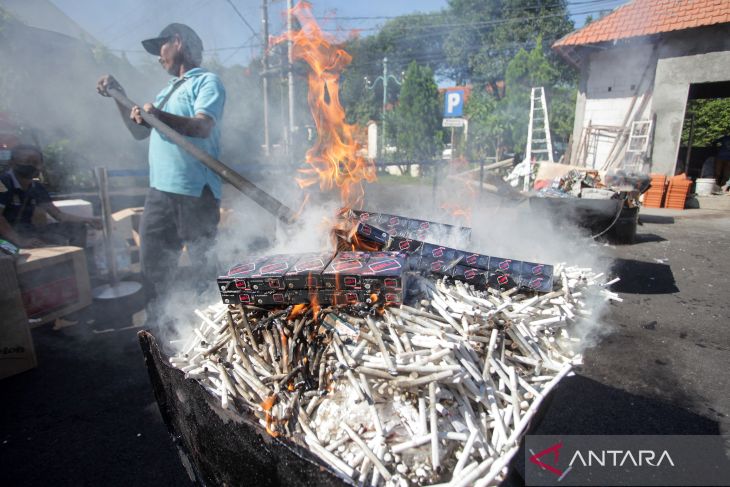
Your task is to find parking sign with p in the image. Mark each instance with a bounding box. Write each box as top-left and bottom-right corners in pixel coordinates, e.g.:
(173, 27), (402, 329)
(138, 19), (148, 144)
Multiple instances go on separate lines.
(443, 88), (465, 117)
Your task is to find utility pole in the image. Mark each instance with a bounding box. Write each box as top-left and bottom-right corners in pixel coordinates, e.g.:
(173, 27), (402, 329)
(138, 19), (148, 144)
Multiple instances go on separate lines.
(261, 0), (271, 156)
(365, 57), (402, 159)
(287, 0), (295, 163)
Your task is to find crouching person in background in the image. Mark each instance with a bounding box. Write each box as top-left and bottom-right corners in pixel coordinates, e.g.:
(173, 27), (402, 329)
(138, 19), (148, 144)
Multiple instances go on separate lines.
(0, 144), (101, 249)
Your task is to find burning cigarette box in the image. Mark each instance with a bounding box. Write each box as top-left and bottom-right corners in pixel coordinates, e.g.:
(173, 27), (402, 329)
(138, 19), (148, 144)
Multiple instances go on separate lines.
(387, 235), (424, 256)
(284, 289), (315, 304)
(353, 222), (390, 249)
(248, 290), (289, 306)
(322, 251), (406, 294)
(217, 256), (269, 293)
(317, 289), (368, 306)
(283, 252), (335, 290)
(519, 261), (554, 293)
(420, 243), (465, 269)
(487, 257), (523, 290)
(451, 265), (489, 288)
(245, 254), (302, 291)
(352, 210), (472, 241)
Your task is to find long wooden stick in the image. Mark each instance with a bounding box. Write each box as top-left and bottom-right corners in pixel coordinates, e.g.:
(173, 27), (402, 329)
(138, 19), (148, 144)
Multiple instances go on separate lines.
(107, 87), (298, 224)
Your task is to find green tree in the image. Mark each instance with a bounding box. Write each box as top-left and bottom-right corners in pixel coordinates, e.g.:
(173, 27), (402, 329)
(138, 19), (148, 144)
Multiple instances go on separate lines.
(682, 98), (730, 147)
(465, 37), (576, 158)
(444, 0), (574, 88)
(392, 62), (443, 162)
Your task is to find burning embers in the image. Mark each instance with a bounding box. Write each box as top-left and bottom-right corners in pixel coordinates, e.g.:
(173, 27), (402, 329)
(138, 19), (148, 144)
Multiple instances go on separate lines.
(171, 264), (617, 486)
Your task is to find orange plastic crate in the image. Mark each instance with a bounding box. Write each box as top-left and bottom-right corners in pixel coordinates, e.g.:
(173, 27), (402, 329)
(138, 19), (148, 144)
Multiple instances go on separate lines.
(643, 174), (667, 208)
(663, 174), (691, 209)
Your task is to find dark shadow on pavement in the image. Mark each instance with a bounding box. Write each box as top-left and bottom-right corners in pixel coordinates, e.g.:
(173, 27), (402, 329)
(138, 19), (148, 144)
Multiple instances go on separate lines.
(639, 215), (675, 225)
(610, 258), (679, 294)
(633, 233), (668, 244)
(0, 311), (190, 486)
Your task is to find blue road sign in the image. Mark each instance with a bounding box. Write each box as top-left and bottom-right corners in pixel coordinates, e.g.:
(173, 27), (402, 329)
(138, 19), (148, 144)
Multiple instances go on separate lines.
(443, 88), (465, 117)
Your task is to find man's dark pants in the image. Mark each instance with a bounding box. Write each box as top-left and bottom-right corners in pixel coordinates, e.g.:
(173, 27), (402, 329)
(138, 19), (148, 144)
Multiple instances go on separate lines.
(140, 186), (220, 305)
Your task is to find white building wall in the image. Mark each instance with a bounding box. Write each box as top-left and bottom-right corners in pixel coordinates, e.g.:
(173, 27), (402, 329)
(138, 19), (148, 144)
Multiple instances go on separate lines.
(576, 43), (656, 168)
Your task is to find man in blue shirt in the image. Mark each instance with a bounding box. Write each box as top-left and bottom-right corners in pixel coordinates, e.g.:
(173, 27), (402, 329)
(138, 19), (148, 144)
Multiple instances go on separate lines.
(97, 23), (226, 303)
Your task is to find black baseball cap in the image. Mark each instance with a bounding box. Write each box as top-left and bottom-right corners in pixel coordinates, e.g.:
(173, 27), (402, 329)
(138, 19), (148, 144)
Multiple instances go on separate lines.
(141, 23), (203, 56)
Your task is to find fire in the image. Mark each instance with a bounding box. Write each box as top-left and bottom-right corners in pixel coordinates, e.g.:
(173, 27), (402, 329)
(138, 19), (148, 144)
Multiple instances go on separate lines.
(440, 201), (473, 225)
(273, 1), (376, 209)
(288, 303), (308, 320)
(310, 293), (321, 321)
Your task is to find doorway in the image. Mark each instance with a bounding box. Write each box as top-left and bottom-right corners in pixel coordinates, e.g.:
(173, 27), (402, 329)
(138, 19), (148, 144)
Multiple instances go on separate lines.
(677, 81), (730, 183)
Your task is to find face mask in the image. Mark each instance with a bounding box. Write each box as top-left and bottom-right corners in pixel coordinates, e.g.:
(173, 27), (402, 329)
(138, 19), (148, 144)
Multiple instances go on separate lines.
(14, 164), (40, 179)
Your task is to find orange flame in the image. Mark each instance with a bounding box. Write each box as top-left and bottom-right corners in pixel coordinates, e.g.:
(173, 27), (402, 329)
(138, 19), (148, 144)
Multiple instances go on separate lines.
(273, 1), (376, 209)
(288, 303), (308, 320)
(310, 293), (321, 321)
(440, 201), (473, 226)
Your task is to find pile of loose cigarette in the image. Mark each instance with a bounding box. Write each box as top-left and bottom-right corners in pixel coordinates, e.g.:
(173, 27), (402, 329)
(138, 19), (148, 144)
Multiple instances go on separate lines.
(169, 265), (616, 486)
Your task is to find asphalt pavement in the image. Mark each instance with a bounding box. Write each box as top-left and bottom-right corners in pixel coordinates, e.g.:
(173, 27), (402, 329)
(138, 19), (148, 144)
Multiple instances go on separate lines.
(1, 202), (729, 486)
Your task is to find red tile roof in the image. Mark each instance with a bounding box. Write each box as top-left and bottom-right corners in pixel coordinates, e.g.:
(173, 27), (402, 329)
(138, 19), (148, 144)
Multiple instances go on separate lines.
(554, 0), (730, 47)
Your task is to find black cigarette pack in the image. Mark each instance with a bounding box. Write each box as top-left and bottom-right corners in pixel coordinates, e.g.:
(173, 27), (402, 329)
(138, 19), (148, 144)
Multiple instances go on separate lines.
(245, 254), (302, 291)
(318, 289), (368, 306)
(354, 222), (390, 248)
(217, 256), (269, 293)
(420, 243), (466, 269)
(352, 210), (472, 242)
(322, 251), (406, 295)
(520, 262), (554, 293)
(283, 252), (335, 290)
(487, 257), (523, 290)
(388, 235), (424, 256)
(451, 265), (489, 288)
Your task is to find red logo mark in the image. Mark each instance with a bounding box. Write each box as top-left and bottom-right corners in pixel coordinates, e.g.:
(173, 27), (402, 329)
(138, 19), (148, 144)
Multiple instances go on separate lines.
(466, 254), (478, 265)
(464, 269), (477, 279)
(529, 442), (564, 477)
(228, 263), (256, 276)
(529, 277), (544, 289)
(360, 224), (372, 236)
(532, 264), (544, 275)
(399, 240), (412, 251)
(333, 260), (364, 272)
(431, 247), (445, 258)
(499, 259), (512, 271)
(295, 259), (325, 272)
(260, 262), (289, 275)
(368, 259), (402, 274)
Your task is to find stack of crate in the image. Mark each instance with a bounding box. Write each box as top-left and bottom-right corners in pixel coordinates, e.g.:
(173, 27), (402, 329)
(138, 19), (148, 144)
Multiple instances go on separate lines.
(643, 173), (667, 208)
(663, 174), (692, 210)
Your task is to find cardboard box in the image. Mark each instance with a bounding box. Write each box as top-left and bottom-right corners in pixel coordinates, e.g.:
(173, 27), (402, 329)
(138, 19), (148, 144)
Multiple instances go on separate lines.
(0, 256), (37, 379)
(15, 246), (92, 325)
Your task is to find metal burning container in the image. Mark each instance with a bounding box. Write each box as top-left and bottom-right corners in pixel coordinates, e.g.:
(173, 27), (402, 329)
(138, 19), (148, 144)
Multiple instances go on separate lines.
(139, 331), (354, 487)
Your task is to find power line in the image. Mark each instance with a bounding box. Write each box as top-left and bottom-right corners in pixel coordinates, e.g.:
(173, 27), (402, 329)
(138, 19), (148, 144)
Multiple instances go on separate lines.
(319, 5), (611, 38)
(223, 0), (259, 37)
(106, 41), (261, 55)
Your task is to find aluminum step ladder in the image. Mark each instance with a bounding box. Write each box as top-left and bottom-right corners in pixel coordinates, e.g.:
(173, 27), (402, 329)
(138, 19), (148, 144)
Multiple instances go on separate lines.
(524, 87), (554, 191)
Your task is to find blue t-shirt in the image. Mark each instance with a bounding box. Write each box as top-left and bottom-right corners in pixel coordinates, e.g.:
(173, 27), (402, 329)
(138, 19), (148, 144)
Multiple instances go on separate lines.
(149, 67), (226, 199)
